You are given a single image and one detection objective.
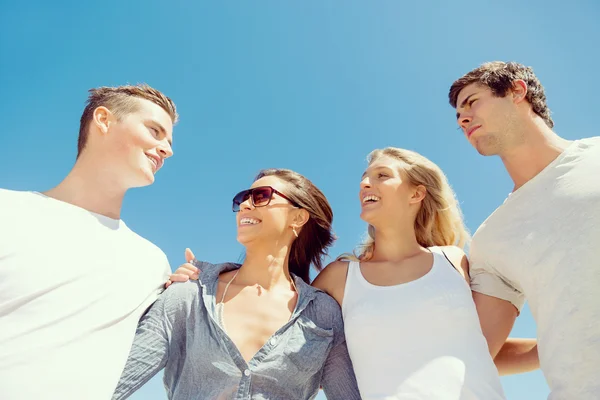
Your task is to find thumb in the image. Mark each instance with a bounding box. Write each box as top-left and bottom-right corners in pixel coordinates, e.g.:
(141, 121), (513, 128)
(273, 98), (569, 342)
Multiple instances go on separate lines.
(185, 248), (196, 264)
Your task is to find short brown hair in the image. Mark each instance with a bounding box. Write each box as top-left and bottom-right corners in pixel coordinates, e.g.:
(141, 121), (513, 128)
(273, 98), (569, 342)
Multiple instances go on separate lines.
(254, 168), (335, 284)
(449, 61), (554, 128)
(77, 84), (178, 157)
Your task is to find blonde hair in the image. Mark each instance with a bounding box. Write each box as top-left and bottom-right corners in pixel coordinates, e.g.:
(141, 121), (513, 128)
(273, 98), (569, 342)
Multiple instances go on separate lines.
(340, 147), (470, 261)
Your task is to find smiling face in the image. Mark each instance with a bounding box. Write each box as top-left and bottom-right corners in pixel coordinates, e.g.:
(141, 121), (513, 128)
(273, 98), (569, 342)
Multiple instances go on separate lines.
(359, 155), (424, 229)
(101, 98), (174, 188)
(235, 176), (302, 247)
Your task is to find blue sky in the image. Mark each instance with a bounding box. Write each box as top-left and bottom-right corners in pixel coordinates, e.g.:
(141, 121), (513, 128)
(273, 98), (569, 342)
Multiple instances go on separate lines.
(2, 1), (599, 399)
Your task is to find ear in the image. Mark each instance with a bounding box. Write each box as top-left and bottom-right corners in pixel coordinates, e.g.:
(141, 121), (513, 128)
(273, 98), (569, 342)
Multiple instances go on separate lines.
(291, 208), (310, 230)
(92, 106), (113, 135)
(511, 79), (528, 104)
(409, 185), (427, 204)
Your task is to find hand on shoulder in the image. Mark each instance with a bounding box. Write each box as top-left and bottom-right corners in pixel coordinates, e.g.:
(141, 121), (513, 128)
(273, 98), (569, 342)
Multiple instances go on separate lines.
(165, 248), (200, 289)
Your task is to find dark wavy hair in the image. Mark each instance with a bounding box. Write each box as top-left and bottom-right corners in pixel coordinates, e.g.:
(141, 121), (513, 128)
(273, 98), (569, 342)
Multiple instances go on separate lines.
(449, 61), (554, 128)
(254, 169), (335, 283)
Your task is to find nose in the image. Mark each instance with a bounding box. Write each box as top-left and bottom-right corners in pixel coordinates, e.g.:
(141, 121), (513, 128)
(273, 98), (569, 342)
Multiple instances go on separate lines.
(240, 197), (254, 212)
(360, 176), (371, 190)
(158, 140), (173, 159)
(458, 114), (472, 132)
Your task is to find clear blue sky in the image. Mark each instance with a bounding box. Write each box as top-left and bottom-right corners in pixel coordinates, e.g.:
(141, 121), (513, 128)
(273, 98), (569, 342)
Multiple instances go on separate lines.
(1, 1), (598, 399)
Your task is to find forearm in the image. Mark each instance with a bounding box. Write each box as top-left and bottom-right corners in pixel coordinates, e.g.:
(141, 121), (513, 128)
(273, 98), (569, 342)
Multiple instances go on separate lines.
(112, 327), (169, 399)
(494, 338), (538, 376)
(113, 299), (174, 399)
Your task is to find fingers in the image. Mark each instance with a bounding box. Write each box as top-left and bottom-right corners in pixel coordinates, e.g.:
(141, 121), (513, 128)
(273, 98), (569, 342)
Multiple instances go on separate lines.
(185, 248), (195, 264)
(169, 273), (192, 283)
(173, 261), (200, 280)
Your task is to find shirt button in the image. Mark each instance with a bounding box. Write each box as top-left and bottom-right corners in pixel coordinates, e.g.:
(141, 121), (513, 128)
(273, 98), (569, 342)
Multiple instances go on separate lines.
(269, 338), (277, 346)
(244, 369), (250, 377)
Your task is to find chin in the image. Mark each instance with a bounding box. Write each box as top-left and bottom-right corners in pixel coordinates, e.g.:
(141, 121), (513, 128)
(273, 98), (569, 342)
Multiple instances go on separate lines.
(359, 209), (376, 224)
(472, 136), (501, 157)
(236, 232), (255, 246)
(475, 145), (499, 157)
(135, 176), (155, 188)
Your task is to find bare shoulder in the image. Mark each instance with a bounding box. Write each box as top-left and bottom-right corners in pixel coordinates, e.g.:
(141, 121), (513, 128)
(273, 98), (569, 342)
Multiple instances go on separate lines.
(312, 260), (350, 306)
(313, 260), (350, 291)
(439, 245), (470, 281)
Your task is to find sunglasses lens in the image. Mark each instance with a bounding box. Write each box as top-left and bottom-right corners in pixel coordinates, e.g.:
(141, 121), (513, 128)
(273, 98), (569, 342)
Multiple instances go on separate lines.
(252, 187), (274, 207)
(232, 190), (251, 212)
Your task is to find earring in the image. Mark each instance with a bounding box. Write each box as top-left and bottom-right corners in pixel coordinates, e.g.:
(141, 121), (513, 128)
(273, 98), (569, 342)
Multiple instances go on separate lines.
(292, 227), (299, 238)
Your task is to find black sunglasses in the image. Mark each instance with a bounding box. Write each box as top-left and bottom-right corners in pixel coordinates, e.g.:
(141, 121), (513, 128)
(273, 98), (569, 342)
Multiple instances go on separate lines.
(232, 186), (299, 212)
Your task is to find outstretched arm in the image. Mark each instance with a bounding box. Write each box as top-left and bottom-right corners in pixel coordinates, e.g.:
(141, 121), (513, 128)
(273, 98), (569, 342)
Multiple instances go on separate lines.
(112, 298), (172, 400)
(112, 281), (197, 400)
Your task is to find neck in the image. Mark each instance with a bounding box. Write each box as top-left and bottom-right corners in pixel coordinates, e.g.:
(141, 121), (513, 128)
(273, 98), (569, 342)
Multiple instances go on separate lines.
(238, 242), (295, 290)
(500, 119), (571, 191)
(369, 222), (424, 262)
(44, 157), (127, 219)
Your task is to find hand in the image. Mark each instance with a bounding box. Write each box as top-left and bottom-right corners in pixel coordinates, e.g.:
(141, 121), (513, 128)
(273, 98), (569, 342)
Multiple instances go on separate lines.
(164, 248), (200, 288)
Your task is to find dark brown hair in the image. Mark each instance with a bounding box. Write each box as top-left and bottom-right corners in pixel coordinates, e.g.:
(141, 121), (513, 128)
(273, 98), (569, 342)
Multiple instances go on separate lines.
(449, 61), (554, 128)
(77, 84), (178, 158)
(254, 169), (335, 283)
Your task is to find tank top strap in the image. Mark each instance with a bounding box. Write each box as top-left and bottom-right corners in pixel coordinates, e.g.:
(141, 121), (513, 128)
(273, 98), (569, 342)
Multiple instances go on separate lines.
(428, 246), (461, 275)
(345, 260), (362, 288)
(428, 245), (443, 256)
(342, 260), (361, 317)
(347, 260), (359, 275)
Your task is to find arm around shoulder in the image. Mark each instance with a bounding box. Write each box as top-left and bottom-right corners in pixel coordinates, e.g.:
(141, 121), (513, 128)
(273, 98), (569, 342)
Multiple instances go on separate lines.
(112, 282), (197, 399)
(318, 292), (361, 400)
(494, 338), (538, 375)
(472, 286), (519, 358)
(311, 260), (350, 307)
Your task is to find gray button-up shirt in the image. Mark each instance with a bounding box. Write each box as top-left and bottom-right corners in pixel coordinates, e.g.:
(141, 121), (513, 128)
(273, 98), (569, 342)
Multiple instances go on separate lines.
(113, 262), (361, 400)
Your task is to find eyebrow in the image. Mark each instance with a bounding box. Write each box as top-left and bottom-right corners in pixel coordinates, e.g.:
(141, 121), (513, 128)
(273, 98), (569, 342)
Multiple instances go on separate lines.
(456, 93), (476, 120)
(361, 166), (389, 179)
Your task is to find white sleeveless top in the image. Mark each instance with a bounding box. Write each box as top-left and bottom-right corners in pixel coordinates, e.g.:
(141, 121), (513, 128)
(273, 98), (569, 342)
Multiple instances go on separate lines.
(342, 247), (506, 400)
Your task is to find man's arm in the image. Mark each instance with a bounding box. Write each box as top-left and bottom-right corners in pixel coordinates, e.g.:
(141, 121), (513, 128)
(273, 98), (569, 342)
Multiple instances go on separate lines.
(472, 292), (518, 358)
(494, 338), (538, 375)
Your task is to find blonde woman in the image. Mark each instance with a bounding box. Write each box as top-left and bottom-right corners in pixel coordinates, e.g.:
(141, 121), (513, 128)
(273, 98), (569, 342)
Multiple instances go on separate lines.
(312, 147), (536, 400)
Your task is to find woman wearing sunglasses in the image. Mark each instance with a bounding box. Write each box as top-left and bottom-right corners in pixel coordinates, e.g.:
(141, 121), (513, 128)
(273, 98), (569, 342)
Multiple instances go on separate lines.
(112, 168), (360, 400)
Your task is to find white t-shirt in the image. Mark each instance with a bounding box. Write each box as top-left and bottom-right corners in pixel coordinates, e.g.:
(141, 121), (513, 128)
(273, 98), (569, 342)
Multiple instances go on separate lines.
(0, 190), (171, 400)
(470, 137), (600, 400)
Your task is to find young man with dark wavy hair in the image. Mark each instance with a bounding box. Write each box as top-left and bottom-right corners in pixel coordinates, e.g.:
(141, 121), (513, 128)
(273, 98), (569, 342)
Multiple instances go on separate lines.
(450, 62), (599, 399)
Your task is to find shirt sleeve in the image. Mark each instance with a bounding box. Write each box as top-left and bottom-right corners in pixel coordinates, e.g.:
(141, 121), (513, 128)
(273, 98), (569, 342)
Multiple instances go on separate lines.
(470, 262), (525, 312)
(320, 306), (362, 400)
(112, 285), (180, 399)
